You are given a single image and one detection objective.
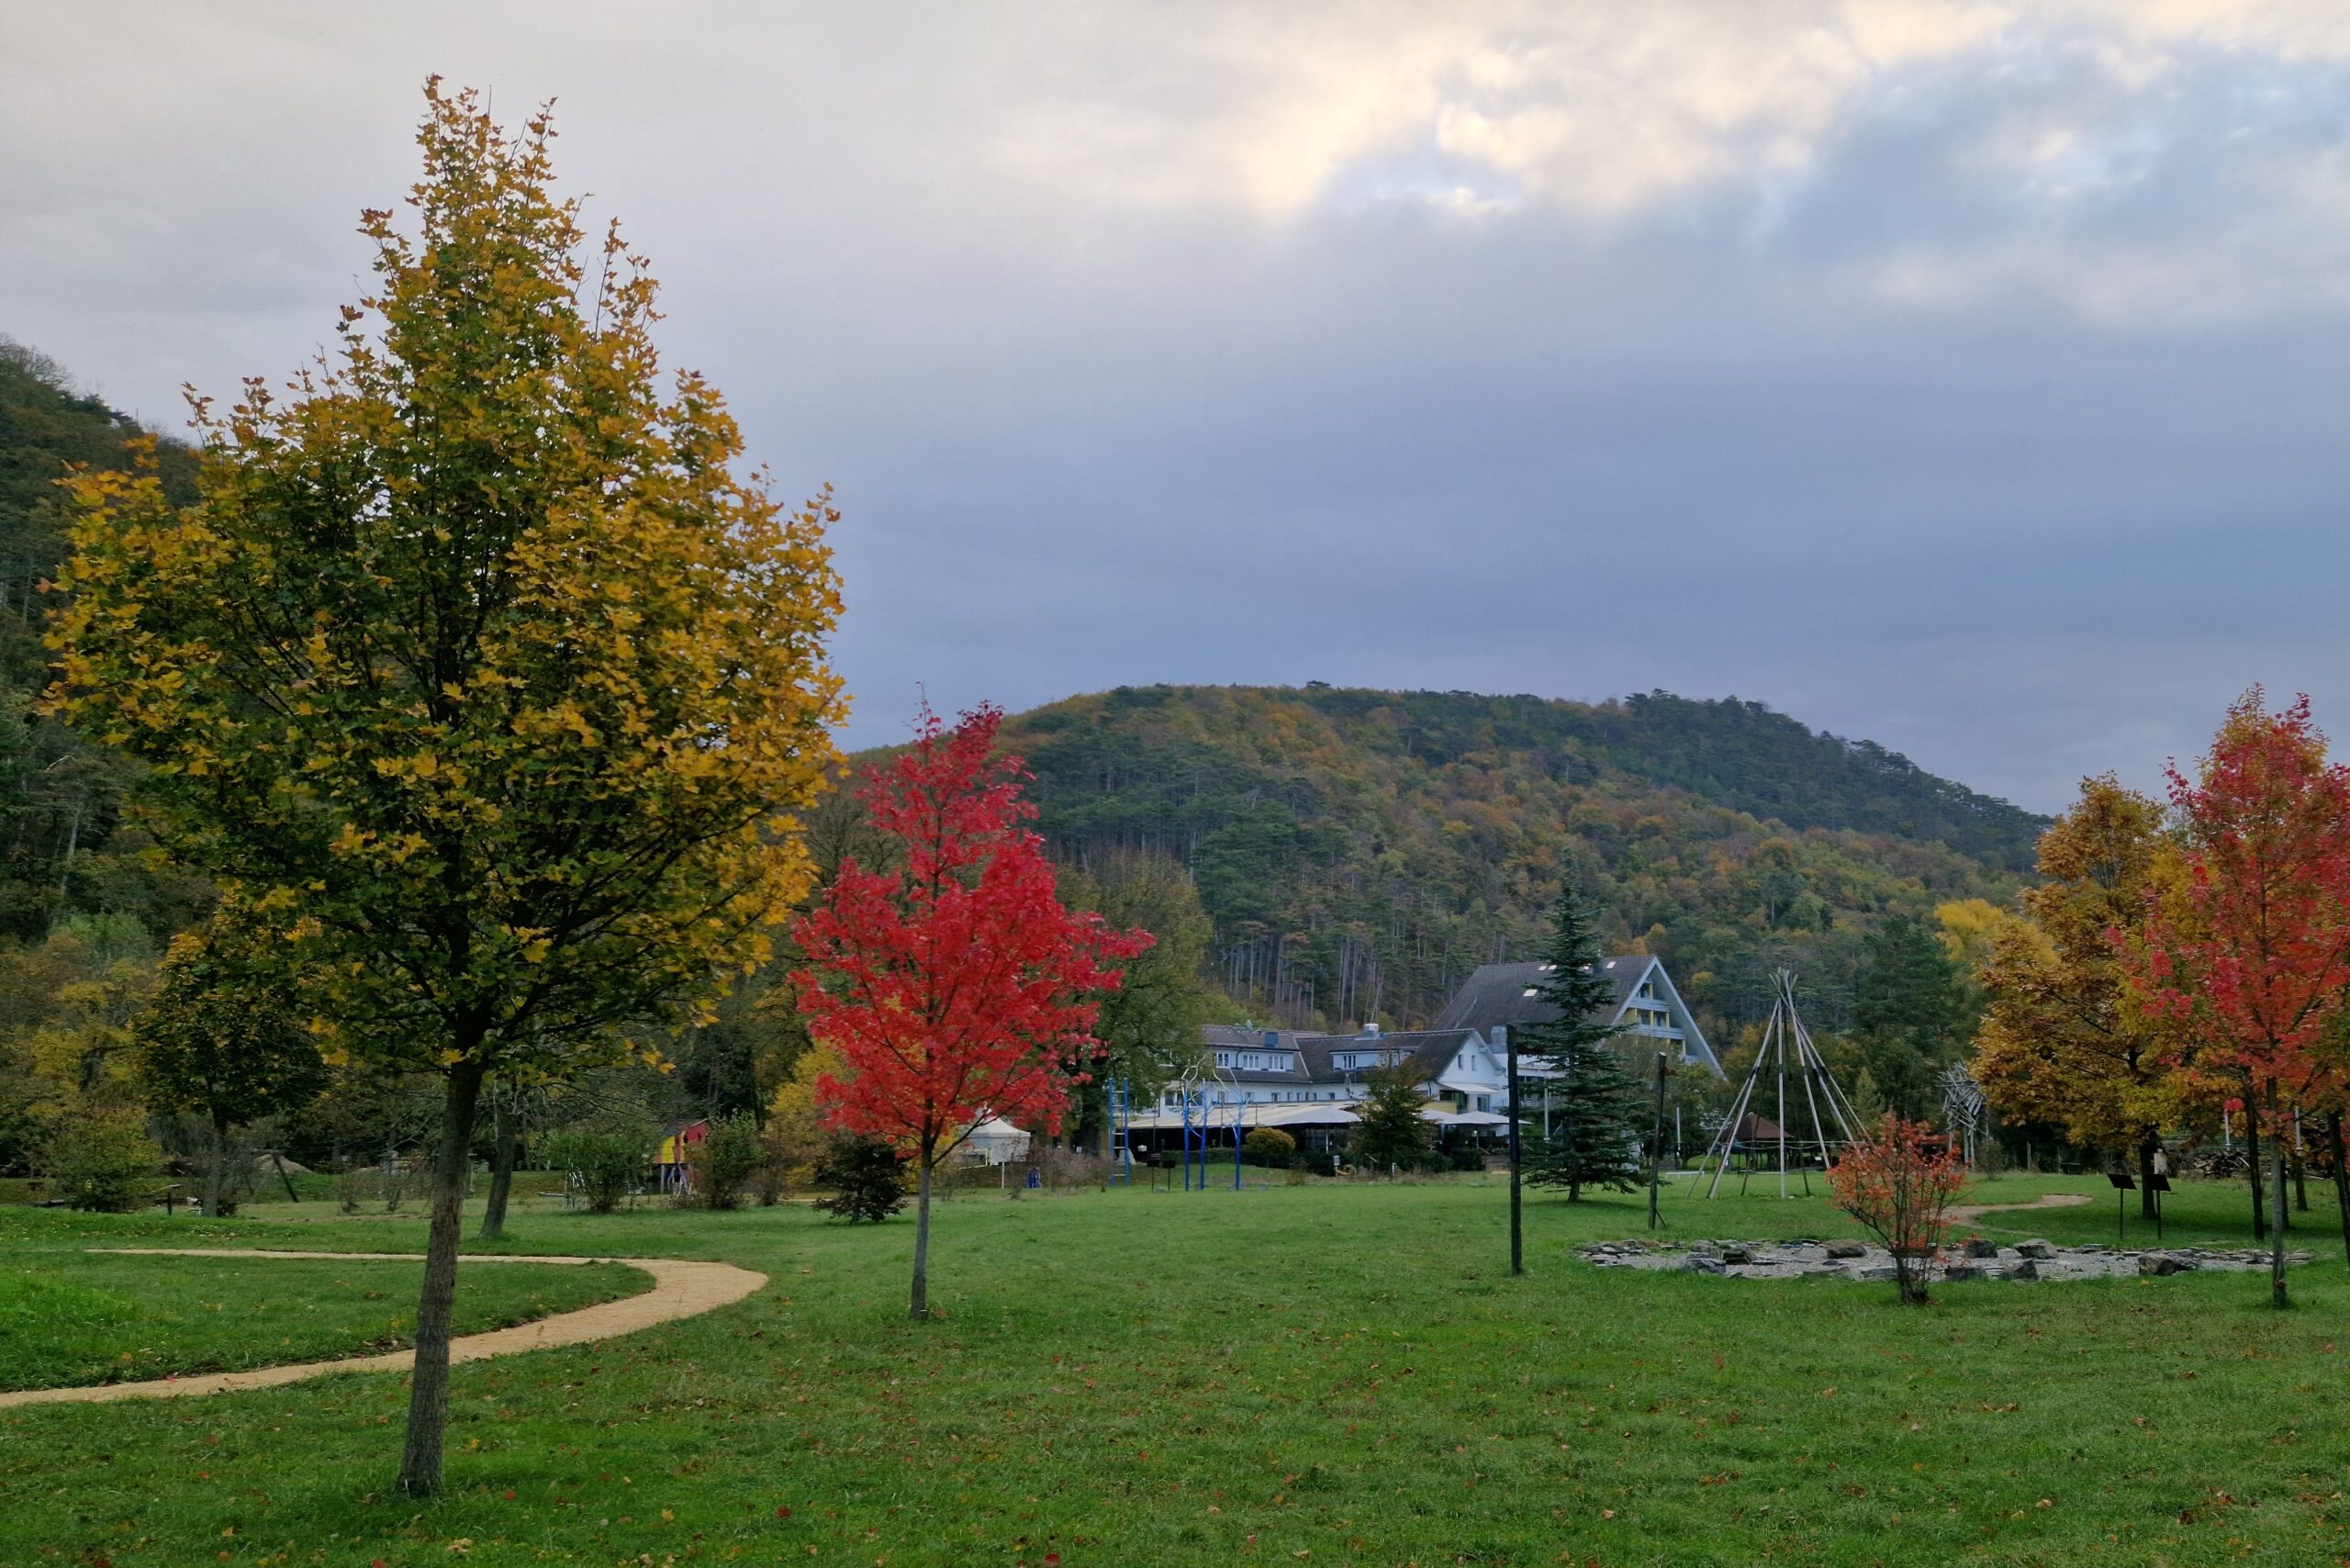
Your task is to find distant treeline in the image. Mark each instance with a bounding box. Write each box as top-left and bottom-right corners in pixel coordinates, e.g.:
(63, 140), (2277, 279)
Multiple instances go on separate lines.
(1003, 683), (2042, 1041)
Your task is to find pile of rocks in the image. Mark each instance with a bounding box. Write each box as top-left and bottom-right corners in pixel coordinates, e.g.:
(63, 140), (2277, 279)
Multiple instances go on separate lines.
(1576, 1237), (2313, 1283)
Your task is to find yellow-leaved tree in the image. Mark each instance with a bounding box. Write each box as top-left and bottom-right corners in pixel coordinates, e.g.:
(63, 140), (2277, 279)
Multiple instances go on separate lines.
(47, 83), (844, 1496)
(1972, 776), (2184, 1212)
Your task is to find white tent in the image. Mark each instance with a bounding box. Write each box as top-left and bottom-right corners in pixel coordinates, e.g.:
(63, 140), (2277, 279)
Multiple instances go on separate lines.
(961, 1114), (1032, 1165)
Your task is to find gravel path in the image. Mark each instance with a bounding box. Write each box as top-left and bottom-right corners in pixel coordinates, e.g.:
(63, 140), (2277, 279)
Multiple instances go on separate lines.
(1946, 1191), (2094, 1225)
(0, 1247), (767, 1409)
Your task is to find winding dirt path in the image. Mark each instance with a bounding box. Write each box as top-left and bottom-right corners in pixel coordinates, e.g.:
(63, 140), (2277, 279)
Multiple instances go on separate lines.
(0, 1248), (766, 1410)
(1947, 1192), (2094, 1226)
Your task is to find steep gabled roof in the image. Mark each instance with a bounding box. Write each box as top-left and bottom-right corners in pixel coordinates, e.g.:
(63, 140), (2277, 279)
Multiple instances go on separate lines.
(1434, 955), (1724, 1078)
(1433, 956), (1649, 1033)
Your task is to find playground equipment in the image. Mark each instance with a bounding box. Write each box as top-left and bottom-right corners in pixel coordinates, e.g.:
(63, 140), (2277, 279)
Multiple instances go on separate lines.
(1172, 1063), (1248, 1192)
(1107, 1078), (1135, 1187)
(1690, 969), (1862, 1199)
(1940, 1064), (1986, 1167)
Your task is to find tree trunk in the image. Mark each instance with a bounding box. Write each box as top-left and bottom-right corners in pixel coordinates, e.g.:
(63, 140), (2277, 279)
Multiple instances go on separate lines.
(2136, 1136), (2157, 1221)
(2247, 1111), (2266, 1242)
(2330, 1113), (2350, 1270)
(479, 1088), (518, 1241)
(396, 1057), (487, 1498)
(2268, 1086), (2290, 1309)
(909, 1149), (934, 1321)
(205, 1112), (231, 1219)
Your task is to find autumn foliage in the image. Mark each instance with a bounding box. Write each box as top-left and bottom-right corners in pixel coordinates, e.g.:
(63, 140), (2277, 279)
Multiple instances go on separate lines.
(792, 701), (1147, 1317)
(2127, 689), (2350, 1306)
(1828, 1114), (1966, 1305)
(1973, 776), (2181, 1210)
(47, 84), (844, 1494)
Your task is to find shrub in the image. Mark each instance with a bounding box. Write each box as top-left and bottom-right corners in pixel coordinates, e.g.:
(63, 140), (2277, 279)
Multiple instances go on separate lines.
(1241, 1127), (1296, 1168)
(542, 1124), (652, 1214)
(45, 1108), (161, 1213)
(1828, 1113), (1967, 1305)
(815, 1135), (908, 1223)
(331, 1165), (372, 1215)
(686, 1113), (764, 1210)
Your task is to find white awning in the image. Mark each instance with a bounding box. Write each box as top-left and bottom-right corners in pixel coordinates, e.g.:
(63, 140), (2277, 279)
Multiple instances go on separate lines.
(1422, 1108), (1511, 1126)
(1126, 1103), (1360, 1132)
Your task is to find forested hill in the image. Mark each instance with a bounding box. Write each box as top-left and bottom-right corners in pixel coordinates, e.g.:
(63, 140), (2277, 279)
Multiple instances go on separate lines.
(0, 339), (200, 941)
(995, 685), (2047, 1041)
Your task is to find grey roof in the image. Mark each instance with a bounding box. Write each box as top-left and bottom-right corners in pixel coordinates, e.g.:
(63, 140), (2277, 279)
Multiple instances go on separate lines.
(1293, 1028), (1476, 1085)
(1203, 1024), (1314, 1082)
(1432, 957), (1650, 1034)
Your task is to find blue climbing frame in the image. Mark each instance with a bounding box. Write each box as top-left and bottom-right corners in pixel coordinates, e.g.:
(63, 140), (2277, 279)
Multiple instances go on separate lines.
(1107, 1079), (1133, 1186)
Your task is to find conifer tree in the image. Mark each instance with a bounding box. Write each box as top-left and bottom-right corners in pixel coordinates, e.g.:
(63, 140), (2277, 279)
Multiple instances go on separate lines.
(1348, 1061), (1436, 1173)
(1521, 892), (1644, 1200)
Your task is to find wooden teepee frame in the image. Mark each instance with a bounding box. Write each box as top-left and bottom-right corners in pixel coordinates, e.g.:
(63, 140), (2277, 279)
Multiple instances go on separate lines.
(1691, 969), (1863, 1199)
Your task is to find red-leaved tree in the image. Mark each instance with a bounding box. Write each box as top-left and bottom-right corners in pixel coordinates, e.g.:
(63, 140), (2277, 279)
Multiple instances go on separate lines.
(2127, 689), (2350, 1308)
(1827, 1114), (1967, 1305)
(792, 701), (1150, 1318)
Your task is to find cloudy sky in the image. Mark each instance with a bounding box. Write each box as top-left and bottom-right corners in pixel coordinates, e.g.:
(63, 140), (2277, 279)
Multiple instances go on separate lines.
(6, 1), (2348, 812)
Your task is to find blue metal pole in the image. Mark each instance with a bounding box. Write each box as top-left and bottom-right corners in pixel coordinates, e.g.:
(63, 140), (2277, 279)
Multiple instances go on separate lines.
(1182, 1092), (1192, 1192)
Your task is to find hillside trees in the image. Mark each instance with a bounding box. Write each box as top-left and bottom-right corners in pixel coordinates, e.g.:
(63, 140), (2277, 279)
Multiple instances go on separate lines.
(46, 84), (844, 1495)
(1001, 685), (2039, 1040)
(1973, 777), (2179, 1214)
(791, 702), (1146, 1318)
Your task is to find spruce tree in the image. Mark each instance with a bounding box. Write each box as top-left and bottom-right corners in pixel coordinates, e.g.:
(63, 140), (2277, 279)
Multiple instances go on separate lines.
(1348, 1062), (1438, 1173)
(1521, 892), (1646, 1201)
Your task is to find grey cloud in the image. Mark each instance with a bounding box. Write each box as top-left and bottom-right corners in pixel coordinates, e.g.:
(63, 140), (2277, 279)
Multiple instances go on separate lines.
(5, 0), (2349, 812)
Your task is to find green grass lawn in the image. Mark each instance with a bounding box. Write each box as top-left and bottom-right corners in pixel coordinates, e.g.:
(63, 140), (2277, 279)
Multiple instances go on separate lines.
(1, 1171), (2345, 1566)
(0, 1237), (646, 1391)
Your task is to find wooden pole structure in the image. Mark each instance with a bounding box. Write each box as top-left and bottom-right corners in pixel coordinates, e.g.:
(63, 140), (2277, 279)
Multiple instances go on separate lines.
(1775, 1007), (1789, 1201)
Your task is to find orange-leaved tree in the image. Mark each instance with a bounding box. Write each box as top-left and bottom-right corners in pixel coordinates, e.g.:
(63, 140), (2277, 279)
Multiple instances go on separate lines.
(1973, 776), (2185, 1215)
(2127, 689), (2350, 1309)
(791, 700), (1147, 1319)
(47, 83), (844, 1495)
(1827, 1114), (1967, 1305)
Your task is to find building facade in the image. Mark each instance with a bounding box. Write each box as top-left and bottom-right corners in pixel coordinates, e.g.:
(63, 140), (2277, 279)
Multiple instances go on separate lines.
(1125, 954), (1719, 1154)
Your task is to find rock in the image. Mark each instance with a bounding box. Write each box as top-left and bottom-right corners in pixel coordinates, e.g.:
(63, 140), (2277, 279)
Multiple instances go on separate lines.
(1965, 1238), (2000, 1260)
(1844, 1264), (1899, 1282)
(1942, 1264), (1986, 1282)
(2006, 1260), (2040, 1282)
(1684, 1253), (1726, 1274)
(2014, 1238), (2056, 1260)
(2138, 1252), (2192, 1276)
(1824, 1240), (1867, 1259)
(1721, 1245), (1753, 1264)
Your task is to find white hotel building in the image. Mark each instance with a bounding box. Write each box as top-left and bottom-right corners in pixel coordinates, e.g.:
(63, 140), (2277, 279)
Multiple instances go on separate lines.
(1125, 955), (1721, 1155)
